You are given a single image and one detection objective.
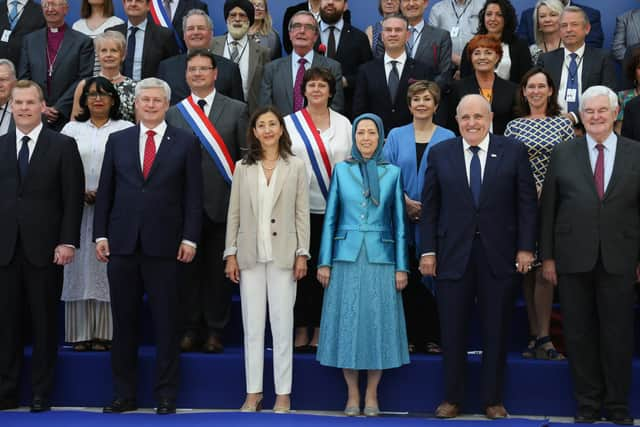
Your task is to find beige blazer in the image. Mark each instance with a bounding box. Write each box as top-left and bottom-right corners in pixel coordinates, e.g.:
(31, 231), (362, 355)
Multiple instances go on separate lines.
(224, 156), (310, 270)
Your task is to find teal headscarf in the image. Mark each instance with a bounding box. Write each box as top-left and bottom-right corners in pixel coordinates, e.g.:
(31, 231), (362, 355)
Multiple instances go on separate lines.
(348, 113), (388, 206)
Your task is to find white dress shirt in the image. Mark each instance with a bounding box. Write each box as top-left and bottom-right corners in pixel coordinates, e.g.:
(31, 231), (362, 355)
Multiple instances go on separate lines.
(291, 49), (314, 86)
(463, 133), (490, 185)
(191, 89), (216, 117)
(558, 44), (585, 118)
(256, 161), (280, 262)
(127, 18), (147, 81)
(320, 17), (344, 52)
(0, 102), (11, 136)
(586, 132), (617, 191)
(139, 120), (167, 169)
(7, 0), (26, 26)
(15, 122), (43, 161)
(384, 51), (407, 83)
(224, 33), (250, 100)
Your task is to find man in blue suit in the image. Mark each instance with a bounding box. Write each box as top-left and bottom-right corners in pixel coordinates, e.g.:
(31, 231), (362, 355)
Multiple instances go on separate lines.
(420, 94), (537, 419)
(93, 77), (203, 415)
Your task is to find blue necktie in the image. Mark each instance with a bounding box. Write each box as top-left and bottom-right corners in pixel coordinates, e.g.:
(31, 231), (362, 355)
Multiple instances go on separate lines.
(566, 52), (579, 114)
(469, 146), (481, 208)
(123, 26), (138, 79)
(18, 135), (29, 181)
(8, 0), (18, 30)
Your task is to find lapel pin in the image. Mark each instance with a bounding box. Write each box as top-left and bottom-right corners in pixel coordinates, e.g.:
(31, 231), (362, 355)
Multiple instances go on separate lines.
(490, 153), (497, 158)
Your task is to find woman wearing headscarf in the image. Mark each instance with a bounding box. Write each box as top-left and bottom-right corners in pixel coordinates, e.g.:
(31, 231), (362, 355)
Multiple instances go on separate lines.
(316, 114), (410, 417)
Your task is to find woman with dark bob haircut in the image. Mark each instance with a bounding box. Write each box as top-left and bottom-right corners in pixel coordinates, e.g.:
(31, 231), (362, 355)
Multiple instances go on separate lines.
(616, 46), (640, 134)
(60, 76), (133, 352)
(284, 67), (352, 354)
(505, 67), (573, 362)
(459, 0), (532, 84)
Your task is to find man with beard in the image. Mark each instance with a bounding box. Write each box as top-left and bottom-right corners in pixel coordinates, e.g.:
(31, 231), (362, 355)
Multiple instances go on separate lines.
(211, 0), (269, 113)
(316, 0), (371, 119)
(158, 9), (244, 105)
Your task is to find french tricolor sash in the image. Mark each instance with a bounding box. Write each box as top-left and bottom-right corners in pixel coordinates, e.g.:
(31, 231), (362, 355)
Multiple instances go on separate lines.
(148, 0), (186, 52)
(286, 109), (332, 199)
(176, 96), (234, 185)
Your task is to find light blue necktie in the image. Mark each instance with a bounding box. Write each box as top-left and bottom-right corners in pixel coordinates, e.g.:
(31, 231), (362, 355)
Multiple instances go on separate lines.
(406, 27), (417, 57)
(566, 52), (579, 114)
(8, 0), (18, 30)
(469, 146), (481, 208)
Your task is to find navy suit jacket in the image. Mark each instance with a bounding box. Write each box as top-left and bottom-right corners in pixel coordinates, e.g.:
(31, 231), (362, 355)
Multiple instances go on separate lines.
(421, 135), (537, 280)
(517, 2), (603, 48)
(0, 0), (45, 67)
(93, 124), (203, 257)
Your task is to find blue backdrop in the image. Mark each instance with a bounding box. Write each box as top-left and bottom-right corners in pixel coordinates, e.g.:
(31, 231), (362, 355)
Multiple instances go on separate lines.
(61, 0), (635, 52)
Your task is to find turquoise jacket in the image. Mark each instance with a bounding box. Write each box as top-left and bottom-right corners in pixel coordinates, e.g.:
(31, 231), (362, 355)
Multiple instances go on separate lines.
(317, 161), (409, 272)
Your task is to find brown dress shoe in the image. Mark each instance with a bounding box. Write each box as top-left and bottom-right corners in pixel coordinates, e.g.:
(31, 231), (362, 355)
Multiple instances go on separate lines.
(435, 401), (459, 418)
(486, 404), (508, 419)
(203, 335), (224, 353)
(180, 334), (197, 352)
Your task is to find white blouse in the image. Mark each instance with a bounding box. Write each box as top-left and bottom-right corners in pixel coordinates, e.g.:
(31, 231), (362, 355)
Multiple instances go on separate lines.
(72, 16), (125, 38)
(256, 161), (280, 263)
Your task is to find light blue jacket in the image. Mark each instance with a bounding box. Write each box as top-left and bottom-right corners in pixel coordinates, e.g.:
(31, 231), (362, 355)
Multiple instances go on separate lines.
(317, 161), (409, 272)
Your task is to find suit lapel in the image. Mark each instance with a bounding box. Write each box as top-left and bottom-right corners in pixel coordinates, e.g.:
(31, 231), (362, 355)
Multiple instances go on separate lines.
(146, 125), (176, 180)
(51, 30), (75, 78)
(2, 132), (18, 184)
(284, 56), (294, 107)
(374, 59), (393, 106)
(22, 127), (52, 188)
(580, 47), (593, 89)
(211, 37), (225, 56)
(604, 138), (629, 199)
(248, 164), (258, 218)
(271, 159), (292, 210)
(449, 139), (475, 206)
(208, 95), (224, 125)
(172, 0), (187, 28)
(479, 136), (504, 207)
(247, 40), (258, 85)
(575, 138), (599, 199)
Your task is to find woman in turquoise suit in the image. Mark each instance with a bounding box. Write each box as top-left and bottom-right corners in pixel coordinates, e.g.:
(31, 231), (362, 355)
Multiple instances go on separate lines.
(316, 114), (410, 417)
(383, 80), (455, 355)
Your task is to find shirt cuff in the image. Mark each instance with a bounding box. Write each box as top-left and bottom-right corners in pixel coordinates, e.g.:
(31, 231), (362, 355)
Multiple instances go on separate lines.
(181, 239), (197, 249)
(295, 248), (311, 259)
(223, 247), (237, 259)
(421, 252), (436, 257)
(61, 244), (76, 249)
(95, 237), (108, 243)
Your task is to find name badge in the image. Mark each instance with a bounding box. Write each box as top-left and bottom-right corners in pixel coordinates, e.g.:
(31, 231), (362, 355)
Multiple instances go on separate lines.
(450, 26), (460, 38)
(1, 30), (11, 43)
(565, 88), (577, 103)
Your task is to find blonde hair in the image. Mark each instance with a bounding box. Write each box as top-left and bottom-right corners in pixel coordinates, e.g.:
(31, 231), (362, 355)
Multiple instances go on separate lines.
(250, 0), (273, 36)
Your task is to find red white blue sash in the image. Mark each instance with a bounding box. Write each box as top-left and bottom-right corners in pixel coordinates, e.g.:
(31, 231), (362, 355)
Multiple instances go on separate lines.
(286, 109), (332, 199)
(176, 96), (234, 184)
(148, 0), (186, 52)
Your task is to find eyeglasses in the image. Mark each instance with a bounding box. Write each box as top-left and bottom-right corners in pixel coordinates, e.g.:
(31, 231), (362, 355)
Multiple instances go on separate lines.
(42, 1), (67, 9)
(87, 92), (113, 99)
(187, 66), (215, 73)
(228, 11), (248, 21)
(290, 22), (316, 32)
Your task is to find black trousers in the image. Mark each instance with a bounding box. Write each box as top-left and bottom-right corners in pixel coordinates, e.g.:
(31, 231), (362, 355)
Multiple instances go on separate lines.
(558, 257), (635, 414)
(294, 213), (324, 328)
(403, 245), (440, 346)
(181, 216), (231, 339)
(107, 251), (182, 401)
(0, 240), (62, 399)
(436, 236), (517, 406)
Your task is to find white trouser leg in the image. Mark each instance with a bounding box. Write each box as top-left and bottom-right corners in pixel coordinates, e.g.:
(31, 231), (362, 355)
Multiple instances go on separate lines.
(239, 263), (268, 393)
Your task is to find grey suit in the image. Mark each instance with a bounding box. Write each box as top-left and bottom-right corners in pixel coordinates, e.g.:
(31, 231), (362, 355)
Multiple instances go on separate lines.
(413, 20), (452, 87)
(612, 8), (640, 62)
(210, 35), (270, 114)
(259, 52), (344, 115)
(18, 25), (94, 129)
(166, 91), (248, 341)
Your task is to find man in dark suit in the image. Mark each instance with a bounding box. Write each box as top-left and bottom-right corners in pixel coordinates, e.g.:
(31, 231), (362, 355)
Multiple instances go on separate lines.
(353, 14), (434, 136)
(18, 0), (93, 130)
(0, 80), (84, 412)
(259, 10), (344, 115)
(107, 0), (179, 81)
(158, 9), (244, 105)
(537, 6), (617, 126)
(94, 78), (202, 415)
(517, 0), (603, 48)
(282, 0), (350, 54)
(540, 86), (639, 426)
(0, 59), (16, 136)
(400, 0), (452, 87)
(420, 94), (537, 419)
(147, 0), (208, 52)
(316, 0), (371, 119)
(166, 49), (247, 353)
(621, 93), (640, 140)
(0, 0), (45, 67)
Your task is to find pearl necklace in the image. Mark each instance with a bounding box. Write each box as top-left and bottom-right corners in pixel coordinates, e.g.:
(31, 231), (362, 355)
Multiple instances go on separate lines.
(99, 72), (123, 83)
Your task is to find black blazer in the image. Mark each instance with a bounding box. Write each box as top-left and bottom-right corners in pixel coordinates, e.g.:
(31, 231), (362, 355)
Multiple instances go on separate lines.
(0, 128), (84, 267)
(282, 1), (351, 54)
(147, 0), (208, 50)
(460, 35), (532, 85)
(314, 22), (372, 119)
(621, 95), (640, 141)
(443, 73), (517, 136)
(107, 21), (179, 79)
(353, 57), (434, 136)
(0, 0), (45, 67)
(18, 26), (94, 127)
(157, 53), (244, 105)
(540, 136), (640, 275)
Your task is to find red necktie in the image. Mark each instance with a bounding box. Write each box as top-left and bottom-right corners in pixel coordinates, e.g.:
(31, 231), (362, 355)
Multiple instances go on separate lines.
(142, 129), (156, 179)
(293, 58), (307, 112)
(594, 144), (604, 200)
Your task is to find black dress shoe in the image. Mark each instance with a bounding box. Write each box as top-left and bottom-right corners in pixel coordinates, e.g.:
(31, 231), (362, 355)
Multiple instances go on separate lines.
(575, 410), (599, 423)
(203, 335), (224, 353)
(156, 399), (176, 415)
(606, 410), (634, 425)
(180, 332), (198, 352)
(30, 396), (50, 413)
(103, 397), (138, 413)
(0, 397), (18, 410)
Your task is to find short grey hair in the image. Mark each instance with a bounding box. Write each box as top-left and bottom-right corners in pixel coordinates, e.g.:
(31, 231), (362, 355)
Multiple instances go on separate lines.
(533, 0), (564, 47)
(94, 31), (126, 55)
(288, 10), (319, 34)
(0, 59), (16, 78)
(135, 78), (171, 102)
(561, 5), (589, 26)
(579, 86), (618, 111)
(456, 94), (492, 117)
(183, 8), (213, 34)
(381, 13), (409, 30)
